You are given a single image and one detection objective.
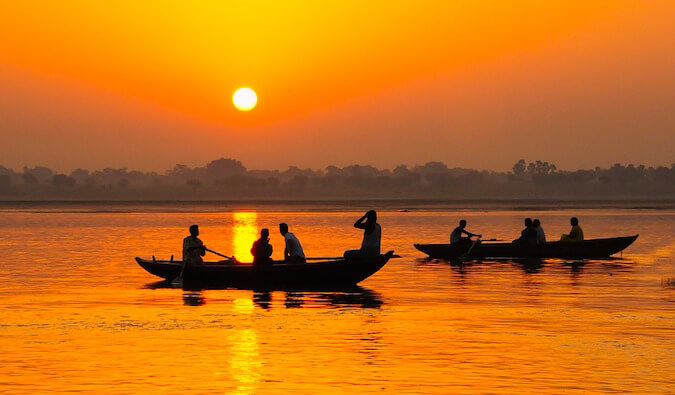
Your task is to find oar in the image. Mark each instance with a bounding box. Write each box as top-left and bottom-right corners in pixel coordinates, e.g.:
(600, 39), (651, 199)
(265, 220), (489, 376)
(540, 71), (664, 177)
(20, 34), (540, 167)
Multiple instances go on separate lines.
(306, 254), (401, 260)
(205, 248), (234, 261)
(173, 248), (233, 285)
(460, 238), (481, 258)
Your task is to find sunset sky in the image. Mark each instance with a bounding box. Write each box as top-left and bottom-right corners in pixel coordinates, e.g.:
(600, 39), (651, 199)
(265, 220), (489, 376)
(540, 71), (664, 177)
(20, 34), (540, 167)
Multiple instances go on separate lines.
(1, 1), (673, 172)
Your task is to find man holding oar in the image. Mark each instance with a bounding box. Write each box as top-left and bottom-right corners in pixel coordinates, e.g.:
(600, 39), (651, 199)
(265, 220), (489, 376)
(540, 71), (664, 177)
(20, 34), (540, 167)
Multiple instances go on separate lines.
(183, 224), (206, 265)
(451, 220), (481, 246)
(173, 224), (207, 284)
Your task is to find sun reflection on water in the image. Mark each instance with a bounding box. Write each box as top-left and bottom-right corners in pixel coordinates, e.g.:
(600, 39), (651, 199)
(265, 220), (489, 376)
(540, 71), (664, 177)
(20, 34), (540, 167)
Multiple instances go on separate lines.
(232, 212), (258, 262)
(228, 329), (261, 395)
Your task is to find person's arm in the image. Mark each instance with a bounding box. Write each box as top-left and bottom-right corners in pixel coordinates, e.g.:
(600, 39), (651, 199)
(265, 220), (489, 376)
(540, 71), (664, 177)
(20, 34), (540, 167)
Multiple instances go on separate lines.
(462, 229), (481, 238)
(354, 214), (368, 229)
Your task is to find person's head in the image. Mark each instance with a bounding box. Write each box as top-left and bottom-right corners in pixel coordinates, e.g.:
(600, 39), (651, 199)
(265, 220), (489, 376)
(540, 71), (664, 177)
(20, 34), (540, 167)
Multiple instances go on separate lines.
(189, 224), (199, 237)
(459, 219), (467, 228)
(260, 228), (269, 240)
(366, 210), (377, 222)
(533, 219), (541, 228)
(524, 218), (533, 227)
(279, 222), (289, 235)
(570, 217), (579, 226)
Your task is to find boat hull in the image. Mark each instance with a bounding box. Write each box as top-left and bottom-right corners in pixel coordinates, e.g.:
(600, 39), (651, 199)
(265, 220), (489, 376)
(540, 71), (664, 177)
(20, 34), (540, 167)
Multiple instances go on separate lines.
(414, 235), (638, 259)
(136, 251), (394, 288)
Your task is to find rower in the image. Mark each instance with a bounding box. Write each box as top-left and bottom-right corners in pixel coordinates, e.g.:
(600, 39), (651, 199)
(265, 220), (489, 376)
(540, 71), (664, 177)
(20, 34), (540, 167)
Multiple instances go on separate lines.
(279, 223), (306, 263)
(182, 224), (206, 265)
(345, 210), (381, 259)
(251, 228), (273, 265)
(560, 217), (584, 242)
(450, 219), (481, 246)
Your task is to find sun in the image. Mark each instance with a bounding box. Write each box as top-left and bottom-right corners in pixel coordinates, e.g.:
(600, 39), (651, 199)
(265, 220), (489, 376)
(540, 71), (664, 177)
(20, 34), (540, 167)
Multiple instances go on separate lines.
(233, 88), (257, 111)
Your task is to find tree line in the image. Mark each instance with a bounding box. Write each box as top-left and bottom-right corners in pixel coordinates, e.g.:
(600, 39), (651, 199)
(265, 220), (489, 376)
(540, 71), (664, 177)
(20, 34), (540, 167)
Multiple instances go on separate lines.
(0, 158), (673, 200)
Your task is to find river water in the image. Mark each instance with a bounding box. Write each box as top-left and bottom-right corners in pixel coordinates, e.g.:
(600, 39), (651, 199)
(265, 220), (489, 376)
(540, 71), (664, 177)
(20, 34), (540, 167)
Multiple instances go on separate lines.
(0, 204), (673, 394)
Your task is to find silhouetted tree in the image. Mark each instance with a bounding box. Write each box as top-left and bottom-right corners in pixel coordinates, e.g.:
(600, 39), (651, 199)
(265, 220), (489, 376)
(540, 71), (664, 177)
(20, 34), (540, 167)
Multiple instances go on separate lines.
(52, 174), (76, 187)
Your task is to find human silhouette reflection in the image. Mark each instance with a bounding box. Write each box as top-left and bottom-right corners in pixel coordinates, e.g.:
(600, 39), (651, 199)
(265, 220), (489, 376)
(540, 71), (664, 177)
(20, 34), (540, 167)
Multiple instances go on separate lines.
(144, 281), (382, 309)
(253, 290), (272, 309)
(512, 258), (546, 273)
(182, 290), (205, 306)
(284, 291), (304, 308)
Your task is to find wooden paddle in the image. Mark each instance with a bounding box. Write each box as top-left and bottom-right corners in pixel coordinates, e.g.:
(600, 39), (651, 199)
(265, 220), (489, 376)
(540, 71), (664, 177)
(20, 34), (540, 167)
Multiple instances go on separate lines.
(460, 237), (481, 258)
(172, 248), (234, 285)
(205, 248), (234, 261)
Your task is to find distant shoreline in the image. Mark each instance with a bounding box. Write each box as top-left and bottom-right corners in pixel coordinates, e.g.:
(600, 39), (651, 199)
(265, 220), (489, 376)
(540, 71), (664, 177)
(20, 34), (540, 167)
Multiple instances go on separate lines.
(1, 198), (673, 213)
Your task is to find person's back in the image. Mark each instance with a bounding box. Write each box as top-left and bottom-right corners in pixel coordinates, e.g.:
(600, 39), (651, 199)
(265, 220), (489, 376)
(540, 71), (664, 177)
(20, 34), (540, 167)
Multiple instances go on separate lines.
(251, 228), (273, 265)
(514, 218), (537, 245)
(345, 210), (382, 259)
(533, 219), (546, 245)
(279, 223), (305, 263)
(561, 217), (584, 242)
(450, 226), (463, 244)
(361, 221), (381, 255)
(284, 232), (305, 261)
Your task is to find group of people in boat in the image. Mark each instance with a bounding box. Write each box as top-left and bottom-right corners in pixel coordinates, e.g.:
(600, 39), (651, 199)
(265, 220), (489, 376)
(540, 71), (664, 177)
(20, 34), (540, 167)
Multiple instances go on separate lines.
(450, 217), (584, 247)
(181, 210), (382, 266)
(183, 211), (586, 265)
(250, 222), (305, 264)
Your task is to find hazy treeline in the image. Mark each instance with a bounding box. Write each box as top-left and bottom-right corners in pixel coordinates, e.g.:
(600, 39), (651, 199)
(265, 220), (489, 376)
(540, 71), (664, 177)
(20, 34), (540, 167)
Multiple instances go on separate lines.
(0, 158), (673, 200)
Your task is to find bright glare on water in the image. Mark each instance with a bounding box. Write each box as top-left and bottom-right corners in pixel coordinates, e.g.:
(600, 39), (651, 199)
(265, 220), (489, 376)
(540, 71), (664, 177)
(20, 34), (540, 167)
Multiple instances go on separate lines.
(0, 205), (673, 394)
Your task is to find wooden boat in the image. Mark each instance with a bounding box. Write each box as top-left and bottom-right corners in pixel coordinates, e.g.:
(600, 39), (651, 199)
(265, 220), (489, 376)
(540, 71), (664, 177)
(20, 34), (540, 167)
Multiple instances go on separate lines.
(413, 235), (638, 259)
(135, 251), (394, 287)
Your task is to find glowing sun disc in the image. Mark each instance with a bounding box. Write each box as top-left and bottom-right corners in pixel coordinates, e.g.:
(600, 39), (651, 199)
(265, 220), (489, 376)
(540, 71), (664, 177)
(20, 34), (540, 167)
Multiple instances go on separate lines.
(233, 88), (257, 111)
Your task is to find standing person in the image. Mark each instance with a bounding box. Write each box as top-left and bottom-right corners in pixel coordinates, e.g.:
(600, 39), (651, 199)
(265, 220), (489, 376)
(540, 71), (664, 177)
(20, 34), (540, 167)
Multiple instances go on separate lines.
(513, 218), (537, 245)
(345, 210), (381, 259)
(182, 224), (206, 265)
(560, 217), (584, 242)
(533, 219), (546, 244)
(279, 223), (306, 263)
(251, 228), (273, 265)
(450, 219), (481, 245)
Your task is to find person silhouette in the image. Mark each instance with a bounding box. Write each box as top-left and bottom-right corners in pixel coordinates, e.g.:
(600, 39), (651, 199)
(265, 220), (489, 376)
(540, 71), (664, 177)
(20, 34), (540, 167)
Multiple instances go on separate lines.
(251, 228), (273, 265)
(279, 223), (306, 263)
(560, 217), (584, 242)
(513, 218), (537, 245)
(450, 219), (481, 245)
(182, 224), (206, 265)
(344, 210), (381, 259)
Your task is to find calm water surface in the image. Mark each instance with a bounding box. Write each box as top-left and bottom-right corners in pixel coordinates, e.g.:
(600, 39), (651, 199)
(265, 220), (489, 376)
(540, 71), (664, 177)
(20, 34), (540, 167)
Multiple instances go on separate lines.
(0, 206), (673, 394)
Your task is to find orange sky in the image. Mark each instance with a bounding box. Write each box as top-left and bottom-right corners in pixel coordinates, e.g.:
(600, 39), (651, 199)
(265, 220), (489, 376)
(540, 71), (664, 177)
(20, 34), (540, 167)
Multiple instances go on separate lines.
(0, 1), (673, 172)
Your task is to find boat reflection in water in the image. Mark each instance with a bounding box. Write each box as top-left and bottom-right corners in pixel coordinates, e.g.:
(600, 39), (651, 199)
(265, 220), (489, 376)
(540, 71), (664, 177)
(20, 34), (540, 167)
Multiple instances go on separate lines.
(144, 282), (383, 309)
(418, 256), (636, 276)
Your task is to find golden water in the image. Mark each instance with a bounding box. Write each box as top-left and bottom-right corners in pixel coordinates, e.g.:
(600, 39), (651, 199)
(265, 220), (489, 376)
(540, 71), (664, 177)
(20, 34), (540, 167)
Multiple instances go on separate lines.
(0, 207), (673, 393)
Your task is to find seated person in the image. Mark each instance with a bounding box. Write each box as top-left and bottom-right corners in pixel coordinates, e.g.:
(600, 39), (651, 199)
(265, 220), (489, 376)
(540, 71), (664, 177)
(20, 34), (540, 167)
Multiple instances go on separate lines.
(251, 228), (273, 265)
(533, 219), (546, 245)
(345, 210), (381, 259)
(279, 223), (306, 263)
(560, 217), (584, 242)
(513, 218), (538, 245)
(450, 219), (481, 245)
(182, 224), (206, 265)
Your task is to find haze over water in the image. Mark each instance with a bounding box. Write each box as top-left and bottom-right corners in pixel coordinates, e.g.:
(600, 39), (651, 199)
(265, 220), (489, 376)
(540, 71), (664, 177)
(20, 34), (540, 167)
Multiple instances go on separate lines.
(1, 203), (673, 394)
